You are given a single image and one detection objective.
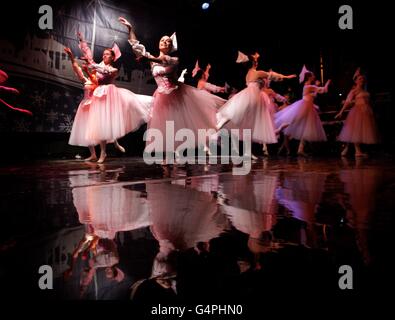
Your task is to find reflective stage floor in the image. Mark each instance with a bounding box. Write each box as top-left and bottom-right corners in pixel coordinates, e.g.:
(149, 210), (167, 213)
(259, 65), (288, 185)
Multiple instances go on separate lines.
(0, 156), (393, 302)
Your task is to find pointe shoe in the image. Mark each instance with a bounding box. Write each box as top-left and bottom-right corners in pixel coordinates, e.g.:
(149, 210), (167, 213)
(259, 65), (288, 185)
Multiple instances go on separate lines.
(263, 148), (269, 156)
(216, 118), (229, 131)
(97, 153), (107, 163)
(114, 142), (126, 153)
(341, 148), (348, 157)
(84, 155), (97, 162)
(244, 153), (258, 160)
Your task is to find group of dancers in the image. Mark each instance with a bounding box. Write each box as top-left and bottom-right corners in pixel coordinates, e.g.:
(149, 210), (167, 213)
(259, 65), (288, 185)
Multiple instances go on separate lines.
(64, 16), (379, 163)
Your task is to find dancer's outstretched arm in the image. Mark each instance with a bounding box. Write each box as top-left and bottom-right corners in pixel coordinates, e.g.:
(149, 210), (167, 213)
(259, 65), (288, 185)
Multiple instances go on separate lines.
(335, 88), (355, 119)
(0, 86), (19, 94)
(119, 16), (170, 64)
(256, 70), (297, 81)
(316, 79), (331, 94)
(64, 47), (85, 83)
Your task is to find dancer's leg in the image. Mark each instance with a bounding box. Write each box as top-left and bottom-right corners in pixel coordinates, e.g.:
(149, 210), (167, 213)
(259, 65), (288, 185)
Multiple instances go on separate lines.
(97, 141), (107, 163)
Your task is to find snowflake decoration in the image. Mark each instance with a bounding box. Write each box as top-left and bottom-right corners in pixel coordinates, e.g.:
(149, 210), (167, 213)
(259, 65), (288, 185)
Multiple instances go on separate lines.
(45, 110), (59, 123)
(31, 91), (47, 107)
(59, 114), (74, 132)
(14, 118), (30, 132)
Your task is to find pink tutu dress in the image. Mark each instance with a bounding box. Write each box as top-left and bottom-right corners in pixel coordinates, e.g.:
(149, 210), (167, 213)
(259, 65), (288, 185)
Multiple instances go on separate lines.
(70, 174), (151, 240)
(274, 84), (327, 141)
(68, 63), (96, 147)
(217, 74), (281, 144)
(338, 89), (379, 144)
(77, 40), (152, 146)
(84, 62), (152, 144)
(148, 56), (225, 151)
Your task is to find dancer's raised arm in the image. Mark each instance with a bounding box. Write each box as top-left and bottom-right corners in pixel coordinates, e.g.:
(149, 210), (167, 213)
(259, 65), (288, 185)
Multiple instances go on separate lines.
(255, 70), (297, 81)
(119, 16), (172, 64)
(64, 47), (85, 83)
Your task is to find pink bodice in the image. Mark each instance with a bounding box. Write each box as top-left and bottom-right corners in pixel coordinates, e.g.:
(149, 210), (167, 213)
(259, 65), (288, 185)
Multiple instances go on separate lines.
(151, 56), (179, 94)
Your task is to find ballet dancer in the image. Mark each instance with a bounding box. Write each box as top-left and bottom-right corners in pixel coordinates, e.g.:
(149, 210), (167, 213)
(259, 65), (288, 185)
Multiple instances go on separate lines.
(192, 61), (226, 94)
(275, 65), (330, 156)
(335, 68), (379, 157)
(119, 17), (225, 162)
(78, 32), (152, 163)
(216, 51), (296, 158)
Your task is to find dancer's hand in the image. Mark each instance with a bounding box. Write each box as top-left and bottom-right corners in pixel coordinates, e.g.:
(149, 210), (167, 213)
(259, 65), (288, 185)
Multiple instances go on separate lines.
(118, 16), (132, 28)
(8, 87), (19, 95)
(0, 86), (19, 94)
(64, 47), (72, 56)
(286, 74), (297, 79)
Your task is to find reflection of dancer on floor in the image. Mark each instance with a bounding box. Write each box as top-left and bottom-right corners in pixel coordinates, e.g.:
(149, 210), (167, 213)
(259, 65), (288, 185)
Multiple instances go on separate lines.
(275, 66), (330, 156)
(192, 61), (226, 94)
(119, 17), (225, 161)
(0, 69), (32, 115)
(78, 32), (152, 163)
(64, 225), (124, 298)
(216, 51), (295, 159)
(339, 166), (382, 264)
(335, 68), (379, 157)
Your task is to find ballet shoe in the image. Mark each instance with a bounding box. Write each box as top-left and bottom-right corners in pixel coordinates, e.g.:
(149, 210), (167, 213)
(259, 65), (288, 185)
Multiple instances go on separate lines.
(114, 142), (126, 153)
(84, 155), (97, 162)
(244, 153), (258, 160)
(97, 153), (107, 163)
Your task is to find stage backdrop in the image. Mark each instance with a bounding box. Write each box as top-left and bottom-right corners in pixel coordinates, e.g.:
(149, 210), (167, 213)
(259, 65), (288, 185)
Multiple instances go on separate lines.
(0, 0), (161, 133)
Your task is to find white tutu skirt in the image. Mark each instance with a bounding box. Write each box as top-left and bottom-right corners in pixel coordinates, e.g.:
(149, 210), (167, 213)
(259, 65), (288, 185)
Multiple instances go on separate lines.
(74, 184), (150, 239)
(147, 182), (225, 250)
(84, 84), (152, 145)
(274, 98), (327, 141)
(217, 83), (277, 144)
(220, 173), (278, 237)
(69, 98), (93, 147)
(147, 84), (225, 151)
(338, 104), (379, 144)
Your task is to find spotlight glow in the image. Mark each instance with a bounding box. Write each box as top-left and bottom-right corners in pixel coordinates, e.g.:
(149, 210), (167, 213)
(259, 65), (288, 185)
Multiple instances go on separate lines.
(202, 2), (210, 10)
